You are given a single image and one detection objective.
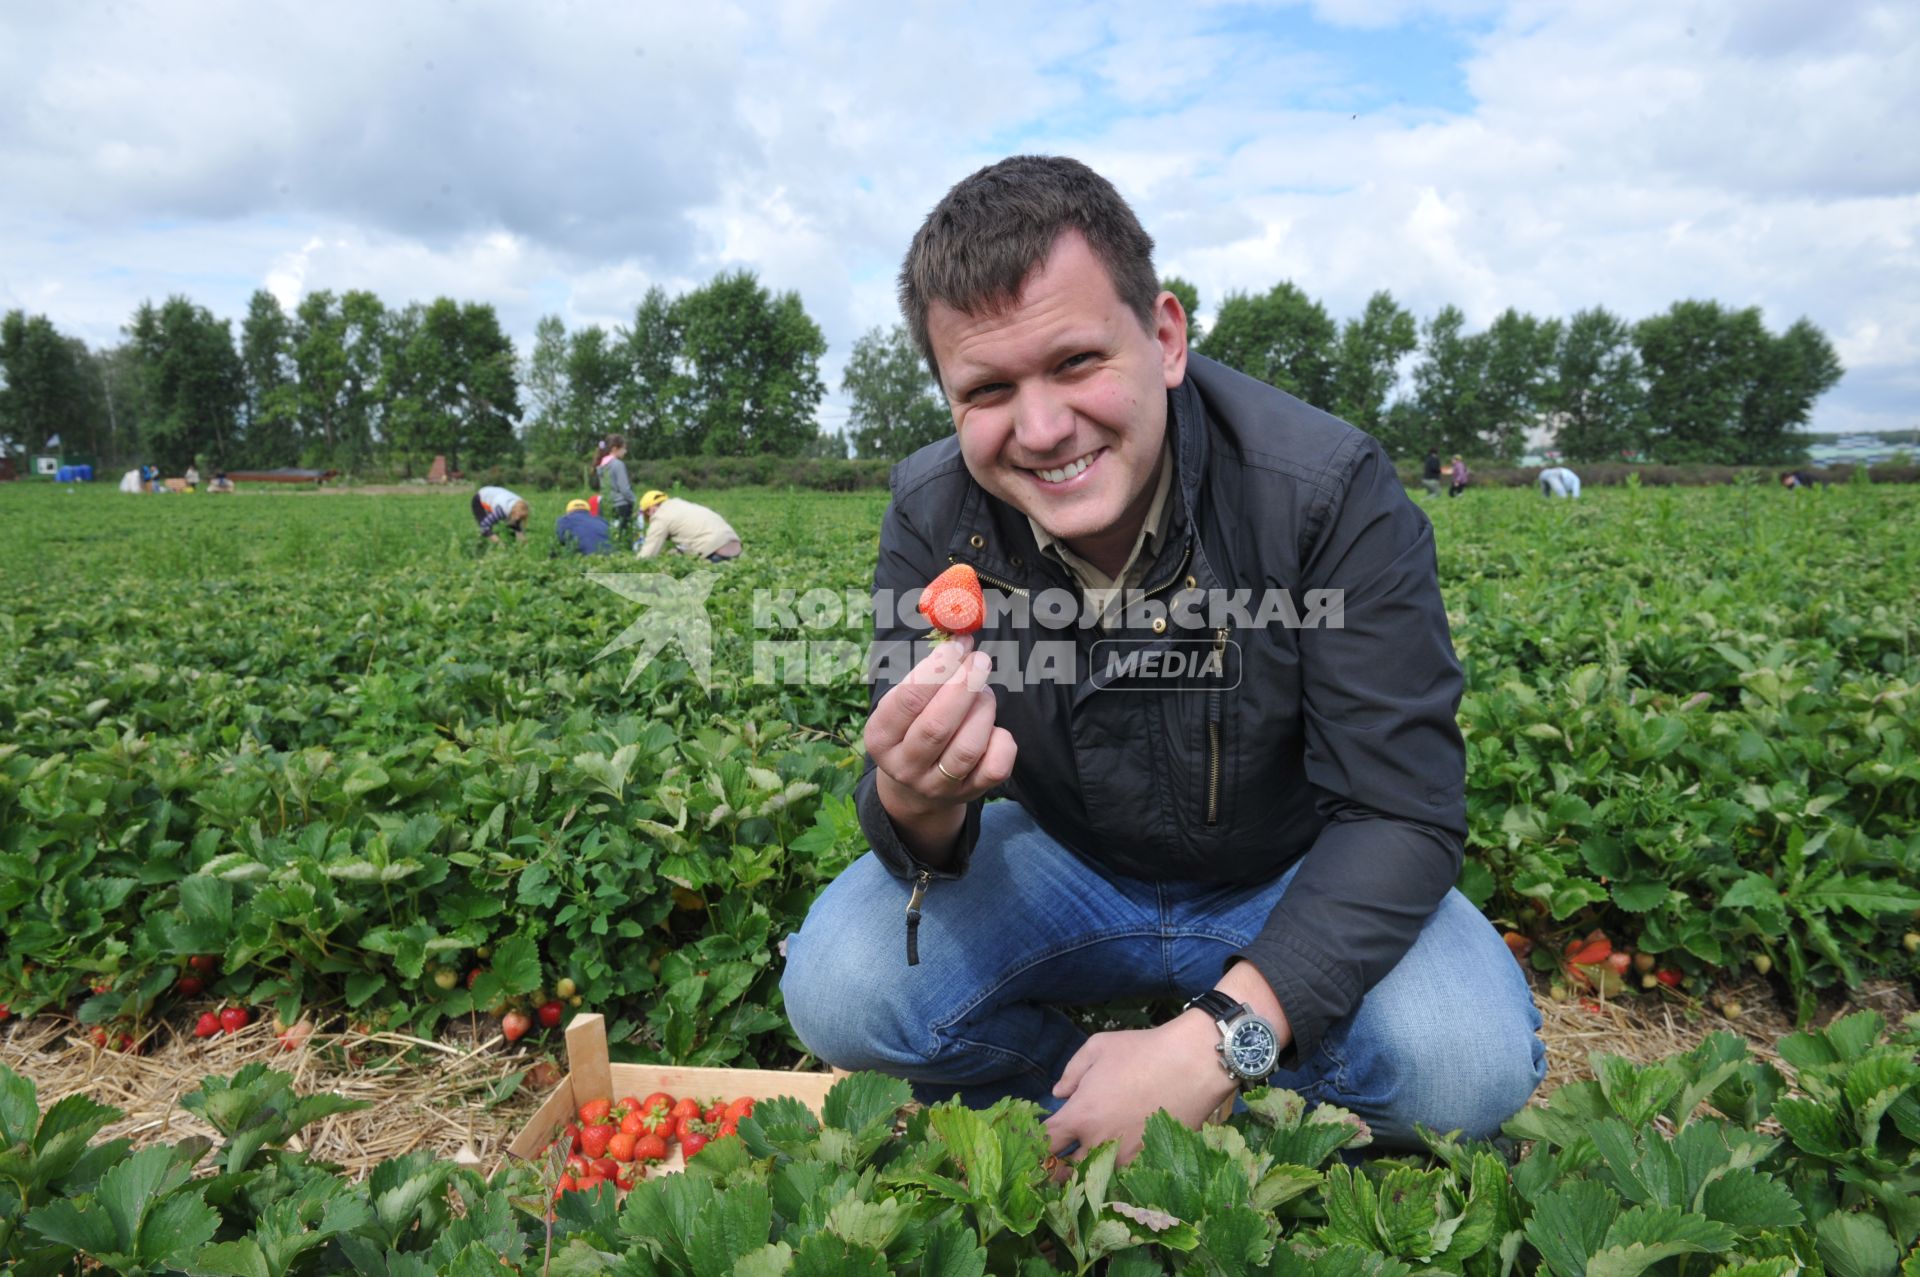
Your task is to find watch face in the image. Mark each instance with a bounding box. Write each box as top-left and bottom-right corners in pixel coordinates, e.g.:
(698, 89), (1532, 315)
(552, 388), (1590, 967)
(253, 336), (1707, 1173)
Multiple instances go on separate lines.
(1227, 1019), (1279, 1078)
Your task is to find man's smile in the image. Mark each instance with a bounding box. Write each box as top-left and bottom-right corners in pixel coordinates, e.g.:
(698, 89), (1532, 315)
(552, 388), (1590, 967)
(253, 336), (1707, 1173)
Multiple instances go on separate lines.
(1025, 448), (1106, 487)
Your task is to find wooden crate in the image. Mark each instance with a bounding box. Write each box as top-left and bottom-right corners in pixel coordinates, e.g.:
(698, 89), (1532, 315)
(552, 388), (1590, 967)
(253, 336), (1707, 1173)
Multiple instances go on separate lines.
(505, 1013), (839, 1166)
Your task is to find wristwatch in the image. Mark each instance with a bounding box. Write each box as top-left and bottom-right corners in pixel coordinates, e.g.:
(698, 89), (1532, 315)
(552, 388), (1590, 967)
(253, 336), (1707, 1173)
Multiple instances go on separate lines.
(1184, 990), (1281, 1086)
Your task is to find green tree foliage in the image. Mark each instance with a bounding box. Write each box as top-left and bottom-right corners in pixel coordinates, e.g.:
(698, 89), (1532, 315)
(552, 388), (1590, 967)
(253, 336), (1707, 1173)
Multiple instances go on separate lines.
(1199, 281), (1336, 407)
(621, 286), (685, 458)
(238, 290), (298, 465)
(562, 324), (629, 457)
(125, 296), (244, 469)
(1477, 309), (1563, 462)
(1409, 305), (1486, 459)
(0, 311), (97, 458)
(1632, 300), (1838, 465)
(1550, 307), (1646, 462)
(1738, 317), (1842, 465)
(288, 289), (387, 467)
(1329, 290), (1417, 439)
(673, 271), (827, 456)
(1160, 275), (1201, 347)
(520, 314), (569, 459)
(380, 299), (521, 472)
(842, 324), (950, 461)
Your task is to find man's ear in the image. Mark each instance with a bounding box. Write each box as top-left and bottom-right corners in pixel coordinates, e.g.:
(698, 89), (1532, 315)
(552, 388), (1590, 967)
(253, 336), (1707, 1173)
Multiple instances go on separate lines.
(1154, 291), (1189, 388)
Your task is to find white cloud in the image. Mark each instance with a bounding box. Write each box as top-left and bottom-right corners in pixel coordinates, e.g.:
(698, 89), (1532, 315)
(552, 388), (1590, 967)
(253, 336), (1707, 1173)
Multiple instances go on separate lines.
(0, 0), (1914, 436)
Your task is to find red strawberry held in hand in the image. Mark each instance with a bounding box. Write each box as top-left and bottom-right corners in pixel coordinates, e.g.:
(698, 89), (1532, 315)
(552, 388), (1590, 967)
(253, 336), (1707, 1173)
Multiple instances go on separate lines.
(918, 564), (984, 640)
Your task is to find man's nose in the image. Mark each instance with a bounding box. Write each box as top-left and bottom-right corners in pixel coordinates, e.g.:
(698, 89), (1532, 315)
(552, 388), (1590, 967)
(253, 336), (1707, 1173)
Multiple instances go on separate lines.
(1012, 385), (1075, 455)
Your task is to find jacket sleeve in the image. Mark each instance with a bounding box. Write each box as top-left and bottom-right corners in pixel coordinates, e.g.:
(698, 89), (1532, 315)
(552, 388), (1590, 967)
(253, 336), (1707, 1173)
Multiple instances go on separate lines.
(637, 507), (672, 559)
(607, 460), (636, 507)
(1231, 439), (1467, 1063)
(854, 478), (984, 882)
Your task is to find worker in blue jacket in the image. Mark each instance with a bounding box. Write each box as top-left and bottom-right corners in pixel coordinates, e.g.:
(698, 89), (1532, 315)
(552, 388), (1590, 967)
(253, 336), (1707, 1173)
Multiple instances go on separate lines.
(553, 498), (613, 555)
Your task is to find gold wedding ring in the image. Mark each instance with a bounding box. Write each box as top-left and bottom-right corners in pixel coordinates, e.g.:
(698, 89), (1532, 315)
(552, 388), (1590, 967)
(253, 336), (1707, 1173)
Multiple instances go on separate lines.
(936, 761), (964, 782)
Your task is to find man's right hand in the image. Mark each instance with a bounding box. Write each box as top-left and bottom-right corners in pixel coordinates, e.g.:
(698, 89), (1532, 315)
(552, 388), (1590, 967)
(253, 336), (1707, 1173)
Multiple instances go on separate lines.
(864, 637), (1017, 869)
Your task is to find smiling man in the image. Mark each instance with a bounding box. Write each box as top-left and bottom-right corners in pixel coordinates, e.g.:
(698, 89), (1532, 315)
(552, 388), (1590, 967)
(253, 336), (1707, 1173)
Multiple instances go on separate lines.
(782, 155), (1544, 1166)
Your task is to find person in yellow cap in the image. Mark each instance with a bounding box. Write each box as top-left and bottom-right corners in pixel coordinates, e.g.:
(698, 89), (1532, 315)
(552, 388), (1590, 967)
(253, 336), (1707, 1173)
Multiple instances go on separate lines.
(636, 489), (742, 561)
(552, 497), (612, 556)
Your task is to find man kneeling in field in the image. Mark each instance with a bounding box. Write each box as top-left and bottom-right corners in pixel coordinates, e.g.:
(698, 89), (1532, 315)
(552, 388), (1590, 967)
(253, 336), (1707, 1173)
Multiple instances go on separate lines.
(782, 155), (1543, 1167)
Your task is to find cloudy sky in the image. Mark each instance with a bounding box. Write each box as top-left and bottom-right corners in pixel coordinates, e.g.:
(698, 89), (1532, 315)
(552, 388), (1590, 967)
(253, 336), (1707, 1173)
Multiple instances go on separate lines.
(2, 0), (1915, 436)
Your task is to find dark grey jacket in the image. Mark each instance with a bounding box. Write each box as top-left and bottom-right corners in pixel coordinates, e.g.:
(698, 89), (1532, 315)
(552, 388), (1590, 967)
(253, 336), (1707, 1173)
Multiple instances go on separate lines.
(855, 355), (1466, 1062)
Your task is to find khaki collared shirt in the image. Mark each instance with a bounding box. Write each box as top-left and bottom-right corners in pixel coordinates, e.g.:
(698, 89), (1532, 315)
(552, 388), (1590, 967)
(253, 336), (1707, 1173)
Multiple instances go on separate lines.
(638, 498), (741, 559)
(1027, 442), (1174, 629)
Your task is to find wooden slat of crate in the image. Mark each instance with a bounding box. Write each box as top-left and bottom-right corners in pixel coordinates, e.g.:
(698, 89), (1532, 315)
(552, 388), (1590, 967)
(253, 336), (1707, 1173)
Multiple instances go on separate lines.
(505, 1013), (838, 1162)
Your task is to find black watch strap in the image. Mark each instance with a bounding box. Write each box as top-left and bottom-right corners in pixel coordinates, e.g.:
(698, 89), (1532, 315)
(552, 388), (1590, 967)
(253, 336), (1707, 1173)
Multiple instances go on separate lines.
(1185, 990), (1242, 1024)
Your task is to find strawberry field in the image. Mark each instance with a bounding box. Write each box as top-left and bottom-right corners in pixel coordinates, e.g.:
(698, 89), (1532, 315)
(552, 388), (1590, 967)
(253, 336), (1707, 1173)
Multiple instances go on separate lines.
(3, 478), (1920, 1274)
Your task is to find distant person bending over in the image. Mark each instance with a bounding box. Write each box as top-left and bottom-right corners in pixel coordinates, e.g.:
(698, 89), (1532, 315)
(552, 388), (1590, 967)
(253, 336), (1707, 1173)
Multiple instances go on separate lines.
(600, 435), (638, 544)
(473, 485), (531, 544)
(637, 489), (742, 562)
(1422, 448), (1443, 498)
(1449, 455), (1470, 498)
(553, 498), (613, 556)
(1779, 470), (1821, 490)
(208, 472), (235, 493)
(1538, 465), (1580, 498)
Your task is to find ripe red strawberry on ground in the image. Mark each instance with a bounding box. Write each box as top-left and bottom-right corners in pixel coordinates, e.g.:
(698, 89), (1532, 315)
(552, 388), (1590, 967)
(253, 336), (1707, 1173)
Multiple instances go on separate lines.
(193, 1012), (222, 1038)
(918, 564), (985, 639)
(219, 1006), (251, 1033)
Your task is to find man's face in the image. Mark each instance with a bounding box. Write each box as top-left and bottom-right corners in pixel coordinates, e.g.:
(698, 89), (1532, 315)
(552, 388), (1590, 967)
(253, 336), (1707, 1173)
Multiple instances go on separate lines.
(927, 231), (1187, 563)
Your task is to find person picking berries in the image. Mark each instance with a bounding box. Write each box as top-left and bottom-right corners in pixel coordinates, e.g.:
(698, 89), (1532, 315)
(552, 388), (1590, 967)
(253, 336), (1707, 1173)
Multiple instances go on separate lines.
(781, 155), (1543, 1173)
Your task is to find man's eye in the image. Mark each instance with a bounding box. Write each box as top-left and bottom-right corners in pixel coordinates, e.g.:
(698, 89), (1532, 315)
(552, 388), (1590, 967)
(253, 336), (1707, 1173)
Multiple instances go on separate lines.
(1062, 352), (1096, 370)
(966, 383), (1010, 402)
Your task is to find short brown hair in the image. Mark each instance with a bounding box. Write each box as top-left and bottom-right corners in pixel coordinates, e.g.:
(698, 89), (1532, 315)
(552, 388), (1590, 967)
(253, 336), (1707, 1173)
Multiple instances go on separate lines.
(899, 155), (1159, 385)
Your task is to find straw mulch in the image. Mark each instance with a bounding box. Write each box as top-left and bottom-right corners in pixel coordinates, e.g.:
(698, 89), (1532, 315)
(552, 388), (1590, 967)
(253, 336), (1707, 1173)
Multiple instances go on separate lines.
(3, 973), (1913, 1181)
(1536, 973), (1915, 1092)
(0, 1016), (551, 1176)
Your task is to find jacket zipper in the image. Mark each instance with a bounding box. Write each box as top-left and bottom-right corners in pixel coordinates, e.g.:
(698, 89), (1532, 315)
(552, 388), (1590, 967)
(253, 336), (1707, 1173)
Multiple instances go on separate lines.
(904, 869), (931, 965)
(947, 556), (1028, 598)
(1206, 625), (1229, 826)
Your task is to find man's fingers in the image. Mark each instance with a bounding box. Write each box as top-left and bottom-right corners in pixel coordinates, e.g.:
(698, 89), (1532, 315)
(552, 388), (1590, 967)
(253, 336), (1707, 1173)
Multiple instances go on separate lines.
(1052, 1035), (1101, 1099)
(975, 726), (1017, 789)
(933, 689), (997, 780)
(864, 639), (975, 757)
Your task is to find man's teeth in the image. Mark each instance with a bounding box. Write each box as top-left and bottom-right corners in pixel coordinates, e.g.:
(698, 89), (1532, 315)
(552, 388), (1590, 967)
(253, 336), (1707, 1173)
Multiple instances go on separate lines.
(1036, 454), (1095, 484)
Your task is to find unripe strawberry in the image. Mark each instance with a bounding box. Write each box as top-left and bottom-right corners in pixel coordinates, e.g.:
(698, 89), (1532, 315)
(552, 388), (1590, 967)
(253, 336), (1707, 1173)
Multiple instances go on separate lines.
(1632, 952), (1655, 974)
(433, 967), (459, 990)
(1752, 953), (1773, 975)
(1903, 932), (1920, 954)
(502, 1009), (532, 1042)
(555, 977), (577, 999)
(1641, 973), (1659, 989)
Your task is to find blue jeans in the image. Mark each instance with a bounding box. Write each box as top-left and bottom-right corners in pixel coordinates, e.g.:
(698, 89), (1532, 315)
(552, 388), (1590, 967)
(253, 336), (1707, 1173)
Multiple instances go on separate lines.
(782, 803), (1545, 1148)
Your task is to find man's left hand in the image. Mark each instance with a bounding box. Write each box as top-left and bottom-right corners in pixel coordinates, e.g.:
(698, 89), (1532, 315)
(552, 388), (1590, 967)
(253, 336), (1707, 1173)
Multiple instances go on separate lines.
(1043, 1014), (1237, 1171)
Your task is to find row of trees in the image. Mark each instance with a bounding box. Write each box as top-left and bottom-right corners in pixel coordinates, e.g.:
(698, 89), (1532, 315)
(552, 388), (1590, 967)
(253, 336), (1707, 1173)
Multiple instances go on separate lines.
(0, 271), (834, 474)
(1, 273), (1845, 474)
(1185, 282), (1842, 464)
(838, 283), (1844, 466)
